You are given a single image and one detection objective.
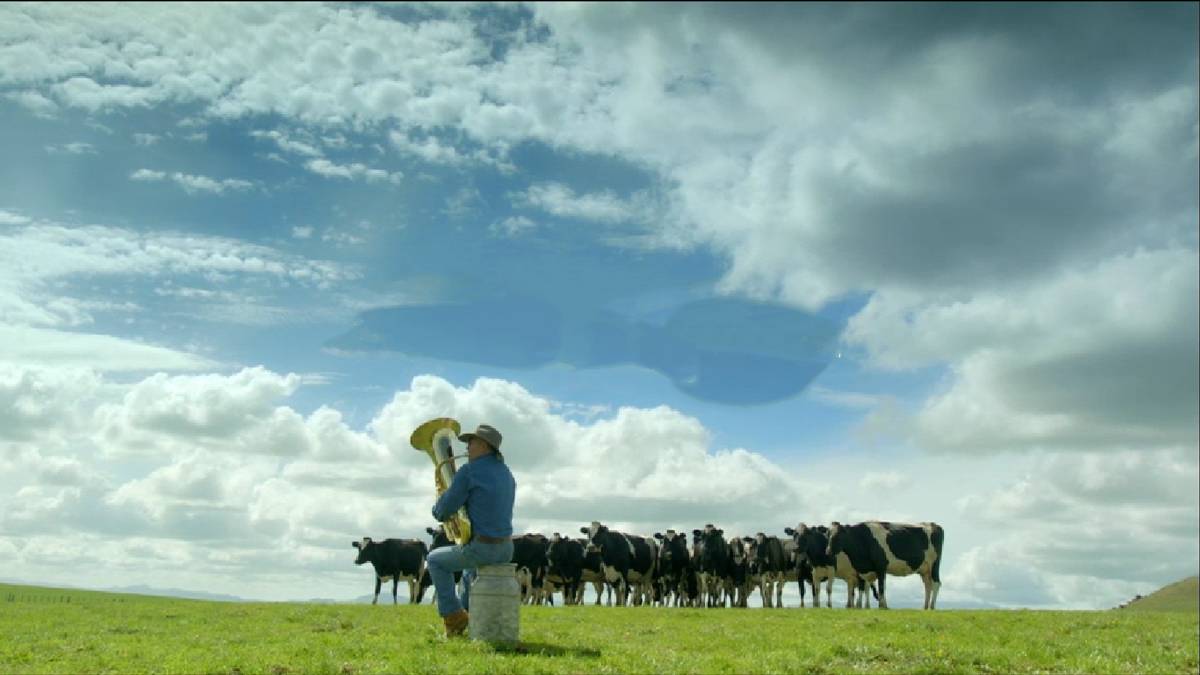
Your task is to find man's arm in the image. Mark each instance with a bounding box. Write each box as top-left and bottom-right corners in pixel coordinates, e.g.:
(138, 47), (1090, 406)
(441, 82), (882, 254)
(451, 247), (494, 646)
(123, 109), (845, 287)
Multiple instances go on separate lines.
(432, 465), (470, 522)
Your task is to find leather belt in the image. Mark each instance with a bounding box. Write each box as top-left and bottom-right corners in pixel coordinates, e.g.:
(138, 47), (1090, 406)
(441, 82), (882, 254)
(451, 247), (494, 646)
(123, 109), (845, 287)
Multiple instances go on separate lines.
(473, 534), (507, 544)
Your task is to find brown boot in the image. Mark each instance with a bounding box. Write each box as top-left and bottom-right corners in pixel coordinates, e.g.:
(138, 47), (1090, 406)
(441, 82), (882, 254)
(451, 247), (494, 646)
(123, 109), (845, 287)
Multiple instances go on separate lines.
(442, 609), (469, 638)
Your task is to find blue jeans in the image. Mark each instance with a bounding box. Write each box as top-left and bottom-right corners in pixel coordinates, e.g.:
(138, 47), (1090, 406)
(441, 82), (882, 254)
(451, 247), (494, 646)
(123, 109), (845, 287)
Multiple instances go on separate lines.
(426, 538), (514, 617)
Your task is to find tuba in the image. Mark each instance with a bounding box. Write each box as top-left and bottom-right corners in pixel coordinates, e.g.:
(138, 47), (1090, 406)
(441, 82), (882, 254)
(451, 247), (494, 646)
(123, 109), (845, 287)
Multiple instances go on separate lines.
(410, 417), (472, 545)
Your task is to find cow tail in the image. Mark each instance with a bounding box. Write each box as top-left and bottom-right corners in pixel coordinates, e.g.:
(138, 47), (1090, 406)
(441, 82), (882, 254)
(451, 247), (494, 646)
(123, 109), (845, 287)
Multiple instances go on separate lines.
(930, 522), (944, 584)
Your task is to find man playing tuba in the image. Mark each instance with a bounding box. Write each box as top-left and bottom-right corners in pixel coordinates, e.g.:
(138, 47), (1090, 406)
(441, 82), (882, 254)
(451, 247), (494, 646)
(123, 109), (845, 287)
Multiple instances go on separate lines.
(426, 423), (516, 638)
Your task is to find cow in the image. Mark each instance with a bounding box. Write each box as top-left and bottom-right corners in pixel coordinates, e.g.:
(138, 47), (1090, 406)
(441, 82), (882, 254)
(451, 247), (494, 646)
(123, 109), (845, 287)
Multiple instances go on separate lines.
(580, 521), (657, 606)
(826, 521), (944, 610)
(728, 536), (751, 607)
(780, 534), (817, 608)
(580, 538), (614, 605)
(751, 533), (788, 608)
(545, 533), (585, 605)
(416, 525), (461, 603)
(512, 533), (551, 605)
(681, 560), (701, 607)
(352, 536), (428, 605)
(692, 525), (730, 607)
(786, 523), (877, 608)
(653, 529), (691, 607)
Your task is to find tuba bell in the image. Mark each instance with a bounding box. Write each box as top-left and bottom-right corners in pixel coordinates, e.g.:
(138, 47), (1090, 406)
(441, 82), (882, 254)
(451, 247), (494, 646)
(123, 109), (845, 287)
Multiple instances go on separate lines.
(410, 417), (472, 545)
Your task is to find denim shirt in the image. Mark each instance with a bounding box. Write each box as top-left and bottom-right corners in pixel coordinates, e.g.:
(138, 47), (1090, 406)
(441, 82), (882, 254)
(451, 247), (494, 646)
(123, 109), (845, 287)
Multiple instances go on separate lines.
(431, 452), (515, 539)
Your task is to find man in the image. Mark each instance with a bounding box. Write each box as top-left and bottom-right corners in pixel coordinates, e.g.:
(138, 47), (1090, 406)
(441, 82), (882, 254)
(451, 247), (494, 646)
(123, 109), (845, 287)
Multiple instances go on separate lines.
(426, 423), (516, 638)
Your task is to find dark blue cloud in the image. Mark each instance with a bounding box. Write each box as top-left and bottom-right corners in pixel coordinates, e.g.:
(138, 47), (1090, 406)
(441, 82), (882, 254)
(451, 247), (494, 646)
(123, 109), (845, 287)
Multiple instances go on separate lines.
(327, 295), (841, 405)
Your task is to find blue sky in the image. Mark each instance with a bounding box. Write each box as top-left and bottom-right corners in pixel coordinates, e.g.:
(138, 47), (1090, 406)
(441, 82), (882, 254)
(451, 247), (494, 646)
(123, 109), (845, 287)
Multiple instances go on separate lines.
(0, 2), (1196, 608)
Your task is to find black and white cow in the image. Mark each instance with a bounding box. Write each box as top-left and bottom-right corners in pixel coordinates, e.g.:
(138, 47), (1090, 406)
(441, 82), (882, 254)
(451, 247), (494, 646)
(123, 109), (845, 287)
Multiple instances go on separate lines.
(751, 533), (788, 608)
(780, 534), (817, 608)
(653, 529), (691, 607)
(681, 560), (701, 607)
(728, 536), (751, 607)
(786, 523), (876, 608)
(580, 538), (615, 606)
(692, 525), (730, 607)
(826, 521), (944, 610)
(512, 533), (551, 605)
(580, 521), (657, 606)
(352, 537), (428, 605)
(545, 533), (585, 605)
(416, 525), (460, 603)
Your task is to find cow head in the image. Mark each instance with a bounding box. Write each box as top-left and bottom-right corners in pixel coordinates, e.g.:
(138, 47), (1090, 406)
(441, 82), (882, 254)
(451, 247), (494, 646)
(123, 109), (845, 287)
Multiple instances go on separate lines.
(546, 533), (565, 573)
(729, 536), (746, 565)
(741, 536), (760, 574)
(826, 521), (844, 557)
(654, 529), (687, 568)
(579, 521), (608, 552)
(352, 536), (374, 565)
(784, 523), (808, 562)
(426, 525), (452, 550)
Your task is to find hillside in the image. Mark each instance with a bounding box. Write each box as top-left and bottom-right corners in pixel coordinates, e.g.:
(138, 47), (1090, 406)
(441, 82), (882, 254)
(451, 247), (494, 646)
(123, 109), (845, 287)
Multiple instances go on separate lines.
(1119, 576), (1199, 613)
(2, 582), (1198, 674)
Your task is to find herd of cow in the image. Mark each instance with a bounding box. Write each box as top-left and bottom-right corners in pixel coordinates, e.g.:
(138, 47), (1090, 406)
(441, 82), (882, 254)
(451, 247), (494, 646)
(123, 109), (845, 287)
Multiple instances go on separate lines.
(352, 519), (945, 610)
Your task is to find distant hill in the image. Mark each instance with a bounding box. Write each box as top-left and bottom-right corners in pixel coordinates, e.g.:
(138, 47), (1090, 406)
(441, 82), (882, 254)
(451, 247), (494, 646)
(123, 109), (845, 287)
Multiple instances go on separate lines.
(104, 585), (247, 603)
(1117, 576), (1198, 613)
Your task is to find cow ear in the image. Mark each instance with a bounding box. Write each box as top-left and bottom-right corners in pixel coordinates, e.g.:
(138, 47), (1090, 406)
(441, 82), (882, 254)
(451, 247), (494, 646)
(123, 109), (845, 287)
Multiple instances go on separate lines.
(352, 541), (360, 548)
(579, 527), (589, 534)
(653, 532), (663, 539)
(784, 528), (794, 535)
(426, 527), (435, 535)
(717, 529), (724, 535)
(692, 529), (701, 535)
(364, 537), (372, 543)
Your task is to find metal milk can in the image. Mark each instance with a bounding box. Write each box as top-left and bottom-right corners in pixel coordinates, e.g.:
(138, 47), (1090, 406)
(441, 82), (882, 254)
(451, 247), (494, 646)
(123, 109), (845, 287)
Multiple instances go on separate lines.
(470, 563), (520, 644)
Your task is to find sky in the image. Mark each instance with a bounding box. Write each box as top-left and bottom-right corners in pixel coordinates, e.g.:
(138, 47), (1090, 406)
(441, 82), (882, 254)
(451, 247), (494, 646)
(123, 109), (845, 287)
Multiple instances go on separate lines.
(0, 2), (1196, 609)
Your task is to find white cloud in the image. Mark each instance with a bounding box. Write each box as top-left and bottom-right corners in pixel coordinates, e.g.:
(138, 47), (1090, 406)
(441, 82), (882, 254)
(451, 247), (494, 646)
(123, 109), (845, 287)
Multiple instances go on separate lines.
(489, 215), (537, 237)
(859, 471), (907, 492)
(0, 364), (102, 442)
(387, 130), (512, 170)
(0, 325), (215, 373)
(0, 218), (356, 327)
(0, 214), (359, 358)
(129, 168), (166, 182)
(845, 249), (1199, 454)
(45, 141), (97, 154)
(949, 447), (1199, 608)
(132, 133), (160, 145)
(0, 209), (31, 225)
(517, 182), (646, 224)
(291, 226), (314, 239)
(129, 168), (253, 194)
(250, 129), (322, 158)
(6, 90), (58, 116)
(304, 158), (401, 184)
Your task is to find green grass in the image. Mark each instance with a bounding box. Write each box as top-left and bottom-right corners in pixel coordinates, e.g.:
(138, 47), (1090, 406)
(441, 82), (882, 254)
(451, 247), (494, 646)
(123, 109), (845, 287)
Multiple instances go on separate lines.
(2, 583), (1197, 674)
(1121, 577), (1199, 614)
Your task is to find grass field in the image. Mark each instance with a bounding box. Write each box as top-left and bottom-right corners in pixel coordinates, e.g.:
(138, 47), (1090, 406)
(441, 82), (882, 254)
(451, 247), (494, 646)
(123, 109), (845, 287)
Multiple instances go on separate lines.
(1120, 577), (1199, 614)
(2, 582), (1197, 674)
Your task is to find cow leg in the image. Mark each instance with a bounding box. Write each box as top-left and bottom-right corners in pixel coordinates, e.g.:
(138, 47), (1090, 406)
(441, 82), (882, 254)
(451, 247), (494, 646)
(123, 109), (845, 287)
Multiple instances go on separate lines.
(824, 577), (833, 608)
(798, 575), (806, 608)
(877, 574), (888, 609)
(392, 577), (399, 605)
(776, 576), (784, 608)
(372, 577), (381, 605)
